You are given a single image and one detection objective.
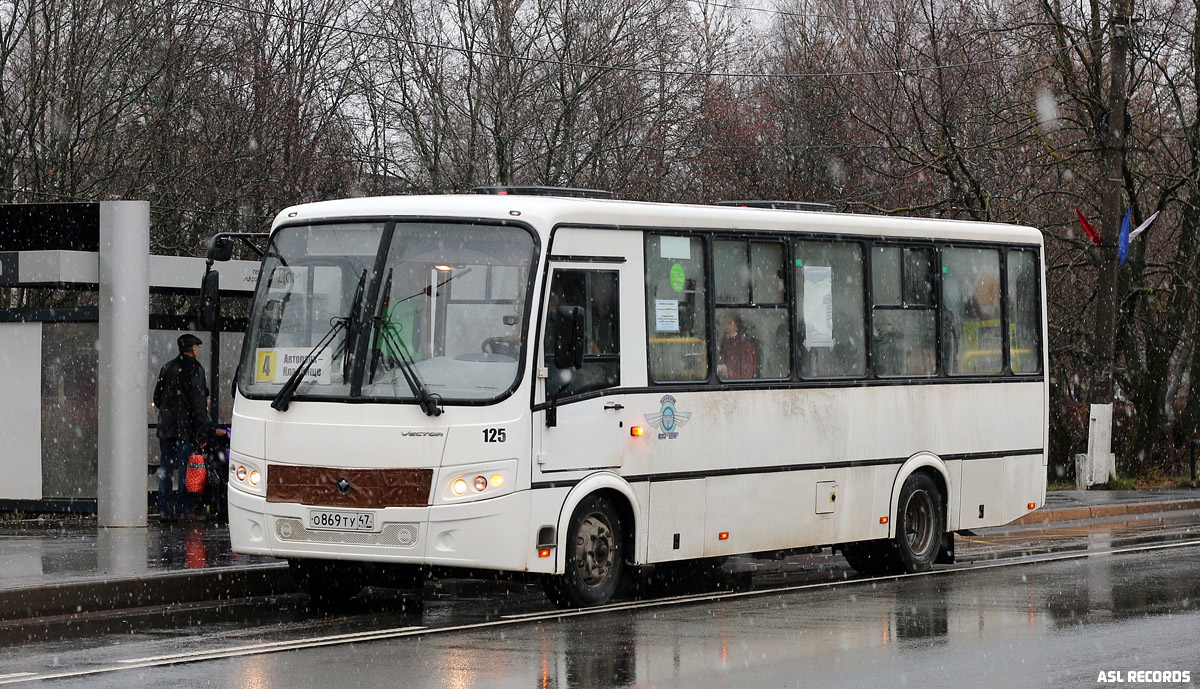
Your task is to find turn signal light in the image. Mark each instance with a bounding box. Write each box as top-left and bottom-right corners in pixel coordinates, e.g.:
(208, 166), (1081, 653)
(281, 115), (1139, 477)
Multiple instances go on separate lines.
(631, 426), (645, 437)
(491, 474), (505, 488)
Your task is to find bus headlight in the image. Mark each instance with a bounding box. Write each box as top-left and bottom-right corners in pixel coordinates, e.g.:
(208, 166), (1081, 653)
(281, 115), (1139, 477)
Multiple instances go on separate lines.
(229, 453), (266, 497)
(439, 461), (517, 504)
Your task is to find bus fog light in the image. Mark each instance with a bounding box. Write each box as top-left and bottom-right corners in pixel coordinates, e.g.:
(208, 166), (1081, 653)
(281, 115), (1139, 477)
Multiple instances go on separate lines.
(249, 470), (261, 486)
(236, 465), (247, 481)
(474, 476), (488, 491)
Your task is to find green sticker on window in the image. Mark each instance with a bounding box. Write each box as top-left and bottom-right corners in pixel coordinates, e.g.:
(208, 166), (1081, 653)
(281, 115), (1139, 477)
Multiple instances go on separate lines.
(942, 266), (948, 273)
(795, 258), (803, 266)
(669, 263), (686, 292)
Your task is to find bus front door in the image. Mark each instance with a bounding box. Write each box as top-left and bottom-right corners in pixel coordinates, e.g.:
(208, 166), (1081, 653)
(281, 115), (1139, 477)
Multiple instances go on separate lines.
(535, 264), (628, 472)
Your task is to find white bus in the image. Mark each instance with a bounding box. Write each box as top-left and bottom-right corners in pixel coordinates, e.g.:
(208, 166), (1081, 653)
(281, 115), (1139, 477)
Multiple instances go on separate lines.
(226, 188), (1047, 607)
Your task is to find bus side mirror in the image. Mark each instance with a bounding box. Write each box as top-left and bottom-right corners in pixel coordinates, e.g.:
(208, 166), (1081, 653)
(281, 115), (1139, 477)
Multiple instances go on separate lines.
(198, 269), (220, 331)
(552, 305), (586, 370)
(207, 236), (235, 263)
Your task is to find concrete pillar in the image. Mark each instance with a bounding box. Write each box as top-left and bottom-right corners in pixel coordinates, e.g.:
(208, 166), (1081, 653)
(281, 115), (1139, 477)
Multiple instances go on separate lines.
(1077, 403), (1116, 490)
(97, 201), (150, 527)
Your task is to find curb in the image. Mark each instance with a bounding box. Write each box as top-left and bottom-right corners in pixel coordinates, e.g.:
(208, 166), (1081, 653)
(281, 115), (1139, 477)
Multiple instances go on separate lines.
(1012, 498), (1200, 526)
(0, 563), (295, 623)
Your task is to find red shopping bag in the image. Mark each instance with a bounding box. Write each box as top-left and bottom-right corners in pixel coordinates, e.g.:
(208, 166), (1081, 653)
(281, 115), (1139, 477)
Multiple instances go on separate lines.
(185, 453), (207, 493)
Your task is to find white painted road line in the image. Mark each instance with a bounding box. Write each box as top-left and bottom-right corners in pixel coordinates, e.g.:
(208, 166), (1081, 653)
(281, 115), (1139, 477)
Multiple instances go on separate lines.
(116, 626), (428, 664)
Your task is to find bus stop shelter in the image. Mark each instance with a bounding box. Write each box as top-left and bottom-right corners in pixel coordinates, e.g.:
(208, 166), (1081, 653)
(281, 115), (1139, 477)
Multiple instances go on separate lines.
(0, 202), (259, 526)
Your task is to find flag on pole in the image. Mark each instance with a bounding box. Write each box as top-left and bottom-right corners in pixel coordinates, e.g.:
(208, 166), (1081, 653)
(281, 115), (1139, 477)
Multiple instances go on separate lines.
(1129, 210), (1159, 242)
(1118, 206), (1131, 265)
(1075, 206), (1102, 247)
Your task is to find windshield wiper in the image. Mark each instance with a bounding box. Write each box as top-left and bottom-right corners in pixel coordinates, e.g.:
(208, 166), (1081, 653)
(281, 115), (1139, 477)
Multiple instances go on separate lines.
(368, 268), (394, 385)
(370, 270), (442, 416)
(270, 270), (367, 412)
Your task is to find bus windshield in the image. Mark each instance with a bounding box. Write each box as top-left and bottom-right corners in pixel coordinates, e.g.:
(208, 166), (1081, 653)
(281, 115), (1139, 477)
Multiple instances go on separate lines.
(239, 220), (536, 404)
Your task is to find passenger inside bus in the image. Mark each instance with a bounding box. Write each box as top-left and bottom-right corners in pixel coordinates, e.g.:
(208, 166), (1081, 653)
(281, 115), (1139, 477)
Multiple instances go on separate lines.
(716, 314), (758, 380)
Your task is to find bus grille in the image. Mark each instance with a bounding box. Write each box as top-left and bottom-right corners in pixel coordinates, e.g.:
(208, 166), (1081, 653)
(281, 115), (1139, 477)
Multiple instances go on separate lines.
(266, 466), (432, 508)
(274, 518), (419, 547)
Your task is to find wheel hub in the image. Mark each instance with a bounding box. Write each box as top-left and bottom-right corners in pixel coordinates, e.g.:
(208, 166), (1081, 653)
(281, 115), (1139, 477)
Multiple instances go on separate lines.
(575, 512), (615, 588)
(904, 489), (936, 556)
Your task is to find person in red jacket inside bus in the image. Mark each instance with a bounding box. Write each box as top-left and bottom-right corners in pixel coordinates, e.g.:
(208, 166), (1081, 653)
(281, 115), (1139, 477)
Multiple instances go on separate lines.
(717, 314), (758, 380)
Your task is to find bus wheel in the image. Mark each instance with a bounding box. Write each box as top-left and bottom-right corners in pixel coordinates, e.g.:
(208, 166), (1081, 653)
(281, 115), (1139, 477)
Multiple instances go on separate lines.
(543, 495), (624, 608)
(892, 472), (944, 573)
(289, 558), (364, 606)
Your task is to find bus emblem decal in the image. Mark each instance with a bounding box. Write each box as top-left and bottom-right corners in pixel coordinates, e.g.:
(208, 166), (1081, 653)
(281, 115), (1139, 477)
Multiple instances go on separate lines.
(645, 395), (691, 440)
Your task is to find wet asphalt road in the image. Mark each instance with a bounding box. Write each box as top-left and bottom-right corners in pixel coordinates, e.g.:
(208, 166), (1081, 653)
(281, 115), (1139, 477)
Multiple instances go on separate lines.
(3, 518), (1200, 688)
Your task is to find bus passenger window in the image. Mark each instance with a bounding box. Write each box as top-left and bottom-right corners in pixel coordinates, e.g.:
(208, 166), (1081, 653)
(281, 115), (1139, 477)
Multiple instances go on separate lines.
(713, 240), (789, 381)
(1007, 249), (1042, 373)
(871, 246), (937, 377)
(646, 235), (709, 382)
(794, 240), (867, 378)
(545, 270), (620, 397)
(941, 247), (1002, 375)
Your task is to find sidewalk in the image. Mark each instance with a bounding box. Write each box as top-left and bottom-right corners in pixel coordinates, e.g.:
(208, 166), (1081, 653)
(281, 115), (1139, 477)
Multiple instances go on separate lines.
(1015, 488), (1200, 524)
(0, 520), (292, 621)
(1, 489), (1197, 621)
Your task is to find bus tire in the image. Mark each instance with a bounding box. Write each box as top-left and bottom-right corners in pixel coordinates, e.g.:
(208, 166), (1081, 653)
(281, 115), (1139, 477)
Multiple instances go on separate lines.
(543, 495), (624, 608)
(892, 472), (944, 573)
(289, 558), (364, 606)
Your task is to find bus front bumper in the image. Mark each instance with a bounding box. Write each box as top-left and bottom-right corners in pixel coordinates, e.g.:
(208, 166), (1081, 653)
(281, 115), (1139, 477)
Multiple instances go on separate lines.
(228, 487), (534, 572)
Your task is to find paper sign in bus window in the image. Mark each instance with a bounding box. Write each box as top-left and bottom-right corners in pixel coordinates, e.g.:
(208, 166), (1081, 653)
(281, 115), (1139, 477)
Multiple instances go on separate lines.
(659, 236), (691, 260)
(256, 348), (332, 385)
(803, 265), (835, 348)
(655, 299), (680, 332)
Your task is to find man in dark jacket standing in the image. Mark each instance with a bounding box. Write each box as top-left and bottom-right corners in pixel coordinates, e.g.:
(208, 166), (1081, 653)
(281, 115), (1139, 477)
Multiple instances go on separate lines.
(153, 334), (222, 520)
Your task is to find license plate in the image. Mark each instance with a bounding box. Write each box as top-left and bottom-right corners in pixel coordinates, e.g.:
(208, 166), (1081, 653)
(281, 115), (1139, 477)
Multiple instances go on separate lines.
(308, 510), (375, 532)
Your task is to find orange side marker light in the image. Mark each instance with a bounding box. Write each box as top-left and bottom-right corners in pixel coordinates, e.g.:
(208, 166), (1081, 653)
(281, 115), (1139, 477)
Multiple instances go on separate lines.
(718, 532), (729, 541)
(879, 516), (889, 525)
(1027, 502), (1037, 510)
(631, 426), (645, 437)
(538, 548), (552, 558)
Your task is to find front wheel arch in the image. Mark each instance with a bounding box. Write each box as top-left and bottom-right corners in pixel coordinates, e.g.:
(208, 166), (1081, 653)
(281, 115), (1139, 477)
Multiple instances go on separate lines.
(553, 473), (641, 572)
